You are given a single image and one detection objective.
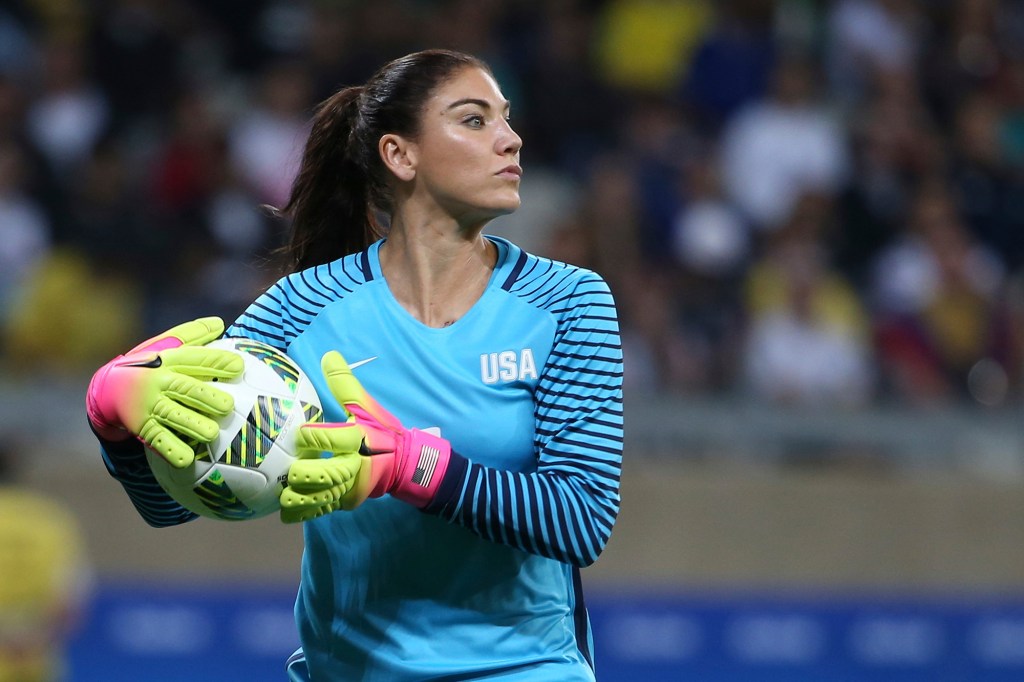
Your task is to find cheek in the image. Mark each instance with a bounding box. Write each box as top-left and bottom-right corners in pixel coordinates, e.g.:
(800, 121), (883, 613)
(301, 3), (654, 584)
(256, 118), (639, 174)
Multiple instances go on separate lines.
(421, 137), (486, 186)
(425, 122), (484, 161)
(442, 134), (482, 166)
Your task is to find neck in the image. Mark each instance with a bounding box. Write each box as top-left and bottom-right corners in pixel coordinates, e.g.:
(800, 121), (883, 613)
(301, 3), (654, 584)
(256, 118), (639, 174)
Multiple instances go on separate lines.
(380, 220), (497, 328)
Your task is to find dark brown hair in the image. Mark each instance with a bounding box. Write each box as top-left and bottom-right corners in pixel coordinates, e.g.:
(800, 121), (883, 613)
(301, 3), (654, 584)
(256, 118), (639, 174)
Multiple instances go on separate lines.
(276, 49), (490, 273)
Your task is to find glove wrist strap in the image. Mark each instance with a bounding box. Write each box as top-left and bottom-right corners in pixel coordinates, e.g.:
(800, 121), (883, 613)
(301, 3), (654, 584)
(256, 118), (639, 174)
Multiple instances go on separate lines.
(391, 429), (452, 509)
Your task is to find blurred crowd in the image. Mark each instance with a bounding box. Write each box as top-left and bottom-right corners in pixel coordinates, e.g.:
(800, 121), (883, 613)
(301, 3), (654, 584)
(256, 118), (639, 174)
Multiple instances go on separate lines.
(1, 0), (1023, 409)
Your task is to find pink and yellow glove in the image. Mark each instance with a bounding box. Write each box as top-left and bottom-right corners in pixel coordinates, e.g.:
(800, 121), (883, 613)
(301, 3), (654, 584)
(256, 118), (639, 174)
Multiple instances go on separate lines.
(85, 317), (244, 468)
(278, 424), (363, 524)
(279, 351), (453, 523)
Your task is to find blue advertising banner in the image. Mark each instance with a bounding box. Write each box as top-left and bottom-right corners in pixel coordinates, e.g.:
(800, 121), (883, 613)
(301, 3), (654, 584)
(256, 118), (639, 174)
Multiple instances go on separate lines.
(65, 584), (1024, 681)
(587, 590), (1024, 682)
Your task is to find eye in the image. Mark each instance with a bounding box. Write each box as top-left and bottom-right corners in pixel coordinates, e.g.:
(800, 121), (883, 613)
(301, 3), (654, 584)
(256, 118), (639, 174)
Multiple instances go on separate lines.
(463, 114), (484, 129)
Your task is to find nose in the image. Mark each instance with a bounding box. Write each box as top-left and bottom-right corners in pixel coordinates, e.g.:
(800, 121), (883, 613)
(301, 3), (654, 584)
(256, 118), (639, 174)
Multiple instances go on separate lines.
(498, 119), (522, 156)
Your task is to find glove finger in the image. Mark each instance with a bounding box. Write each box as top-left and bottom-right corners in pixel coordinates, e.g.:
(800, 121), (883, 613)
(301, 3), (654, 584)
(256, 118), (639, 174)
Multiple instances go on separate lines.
(321, 351), (401, 428)
(163, 374), (236, 418)
(279, 487), (345, 523)
(129, 317), (225, 354)
(279, 502), (329, 524)
(287, 454), (362, 492)
(137, 420), (197, 468)
(280, 487), (339, 508)
(295, 424), (364, 457)
(161, 347), (245, 379)
(150, 395), (223, 443)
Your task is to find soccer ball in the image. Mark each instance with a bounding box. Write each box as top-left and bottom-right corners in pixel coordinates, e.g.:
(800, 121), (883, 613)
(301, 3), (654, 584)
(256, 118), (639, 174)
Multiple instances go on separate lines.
(145, 338), (323, 521)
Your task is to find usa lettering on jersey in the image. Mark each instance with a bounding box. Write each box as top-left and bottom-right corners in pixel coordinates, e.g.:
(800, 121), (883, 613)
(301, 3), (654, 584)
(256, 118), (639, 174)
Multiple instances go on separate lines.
(480, 349), (537, 384)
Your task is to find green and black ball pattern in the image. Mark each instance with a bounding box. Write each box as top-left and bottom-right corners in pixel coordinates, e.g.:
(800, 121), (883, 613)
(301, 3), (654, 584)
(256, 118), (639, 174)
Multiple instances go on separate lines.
(188, 341), (323, 518)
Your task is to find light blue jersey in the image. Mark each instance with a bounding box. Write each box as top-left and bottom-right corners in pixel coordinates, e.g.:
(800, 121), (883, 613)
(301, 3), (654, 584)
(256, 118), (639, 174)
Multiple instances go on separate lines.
(102, 236), (623, 680)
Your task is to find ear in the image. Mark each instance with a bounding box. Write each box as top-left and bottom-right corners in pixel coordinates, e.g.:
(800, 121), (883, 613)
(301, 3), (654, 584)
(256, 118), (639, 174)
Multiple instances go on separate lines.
(379, 133), (417, 182)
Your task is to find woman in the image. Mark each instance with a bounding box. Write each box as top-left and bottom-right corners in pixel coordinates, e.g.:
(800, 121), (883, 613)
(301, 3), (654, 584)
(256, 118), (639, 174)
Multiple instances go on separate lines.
(86, 50), (624, 681)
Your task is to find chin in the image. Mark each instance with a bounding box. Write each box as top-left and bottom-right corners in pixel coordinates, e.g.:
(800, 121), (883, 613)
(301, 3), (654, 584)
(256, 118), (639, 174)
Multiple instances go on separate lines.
(496, 191), (522, 213)
(459, 193), (521, 225)
(490, 205), (520, 221)
(479, 196), (521, 219)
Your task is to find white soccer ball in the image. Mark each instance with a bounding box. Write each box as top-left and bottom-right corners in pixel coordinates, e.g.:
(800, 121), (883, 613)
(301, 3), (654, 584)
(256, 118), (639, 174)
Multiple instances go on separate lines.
(145, 337), (323, 521)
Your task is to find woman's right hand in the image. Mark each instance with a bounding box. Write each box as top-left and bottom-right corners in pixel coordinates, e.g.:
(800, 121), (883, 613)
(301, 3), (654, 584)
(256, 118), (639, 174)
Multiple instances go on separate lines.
(85, 317), (244, 468)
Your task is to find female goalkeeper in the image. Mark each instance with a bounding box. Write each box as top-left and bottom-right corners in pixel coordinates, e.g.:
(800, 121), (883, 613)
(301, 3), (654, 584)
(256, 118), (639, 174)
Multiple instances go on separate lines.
(86, 49), (623, 682)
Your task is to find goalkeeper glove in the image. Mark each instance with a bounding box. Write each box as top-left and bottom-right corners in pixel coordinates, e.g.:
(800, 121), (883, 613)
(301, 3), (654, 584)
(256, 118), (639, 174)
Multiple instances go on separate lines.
(278, 350), (453, 523)
(279, 425), (363, 523)
(85, 317), (244, 468)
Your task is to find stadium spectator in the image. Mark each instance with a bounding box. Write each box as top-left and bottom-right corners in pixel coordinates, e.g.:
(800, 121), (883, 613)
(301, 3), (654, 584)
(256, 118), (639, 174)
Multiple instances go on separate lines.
(149, 88), (277, 328)
(0, 6), (38, 81)
(0, 75), (64, 232)
(88, 0), (180, 128)
(518, 2), (622, 171)
(227, 59), (312, 207)
(620, 95), (696, 259)
(948, 91), (1024, 271)
(669, 147), (750, 391)
(0, 0), (1018, 404)
(742, 193), (875, 406)
(825, 0), (922, 111)
(870, 177), (1007, 403)
(594, 0), (713, 95)
(679, 0), (777, 132)
(0, 141), (50, 325)
(833, 67), (943, 287)
(26, 36), (109, 184)
(0, 441), (89, 682)
(719, 48), (850, 232)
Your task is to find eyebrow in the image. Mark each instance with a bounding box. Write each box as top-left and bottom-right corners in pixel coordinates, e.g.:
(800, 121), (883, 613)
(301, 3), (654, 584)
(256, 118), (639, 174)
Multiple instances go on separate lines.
(446, 97), (511, 113)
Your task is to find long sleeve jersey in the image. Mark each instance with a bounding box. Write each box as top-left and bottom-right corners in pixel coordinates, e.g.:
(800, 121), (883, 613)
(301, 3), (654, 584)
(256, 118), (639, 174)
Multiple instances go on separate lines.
(101, 236), (624, 681)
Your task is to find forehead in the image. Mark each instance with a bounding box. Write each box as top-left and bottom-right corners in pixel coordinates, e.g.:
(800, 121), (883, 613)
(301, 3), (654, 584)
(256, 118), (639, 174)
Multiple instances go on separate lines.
(427, 67), (506, 110)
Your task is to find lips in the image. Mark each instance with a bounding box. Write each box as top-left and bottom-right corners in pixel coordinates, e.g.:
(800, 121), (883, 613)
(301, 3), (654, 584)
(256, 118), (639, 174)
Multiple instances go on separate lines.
(497, 165), (522, 178)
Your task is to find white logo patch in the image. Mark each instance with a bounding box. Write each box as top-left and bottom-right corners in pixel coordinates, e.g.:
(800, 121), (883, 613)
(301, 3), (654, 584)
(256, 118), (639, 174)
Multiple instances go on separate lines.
(348, 356), (378, 370)
(480, 349), (537, 384)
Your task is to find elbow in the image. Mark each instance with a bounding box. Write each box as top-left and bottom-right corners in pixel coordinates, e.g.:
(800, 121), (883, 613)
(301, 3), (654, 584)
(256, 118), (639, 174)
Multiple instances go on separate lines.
(572, 517), (616, 568)
(564, 484), (619, 568)
(143, 515), (179, 529)
(573, 537), (607, 568)
(137, 506), (196, 529)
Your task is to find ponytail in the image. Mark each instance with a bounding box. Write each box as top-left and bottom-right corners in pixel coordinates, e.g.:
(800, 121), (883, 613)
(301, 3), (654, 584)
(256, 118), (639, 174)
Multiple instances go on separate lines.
(274, 49), (491, 274)
(275, 87), (383, 273)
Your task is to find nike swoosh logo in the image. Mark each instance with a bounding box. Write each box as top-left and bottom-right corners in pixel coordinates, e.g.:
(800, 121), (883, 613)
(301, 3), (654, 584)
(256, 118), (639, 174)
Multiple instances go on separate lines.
(349, 356), (378, 370)
(123, 355), (163, 369)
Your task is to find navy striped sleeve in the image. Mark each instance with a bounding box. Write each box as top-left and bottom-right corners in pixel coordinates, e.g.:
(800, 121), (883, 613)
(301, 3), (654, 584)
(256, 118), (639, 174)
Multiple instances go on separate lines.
(226, 256), (368, 351)
(426, 269), (624, 567)
(95, 426), (198, 528)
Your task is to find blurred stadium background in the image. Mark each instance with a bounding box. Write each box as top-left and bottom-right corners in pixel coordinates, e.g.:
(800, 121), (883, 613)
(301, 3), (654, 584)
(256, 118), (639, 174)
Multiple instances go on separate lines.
(2, 0), (1024, 680)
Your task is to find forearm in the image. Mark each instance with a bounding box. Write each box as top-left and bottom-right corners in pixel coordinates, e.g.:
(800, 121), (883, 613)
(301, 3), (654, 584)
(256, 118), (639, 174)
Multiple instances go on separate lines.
(423, 452), (620, 567)
(95, 426), (197, 528)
